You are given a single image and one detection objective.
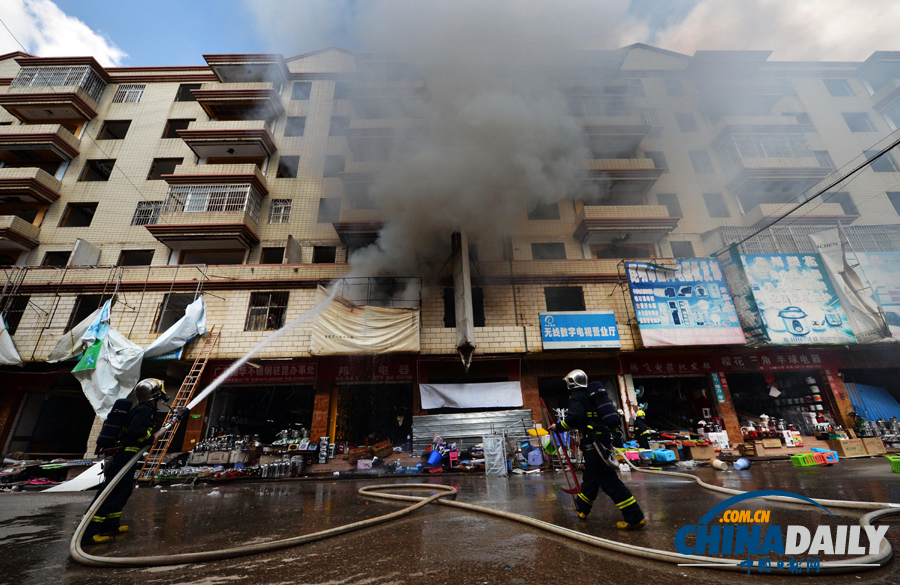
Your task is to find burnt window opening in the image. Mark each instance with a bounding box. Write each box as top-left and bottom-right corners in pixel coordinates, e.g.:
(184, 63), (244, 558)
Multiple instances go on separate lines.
(156, 293), (194, 333)
(285, 117), (306, 137)
(527, 201), (560, 220)
(591, 244), (656, 259)
(865, 150), (900, 173)
(42, 251), (71, 267)
(333, 82), (352, 100)
(329, 116), (350, 136)
(531, 243), (567, 260)
(179, 250), (246, 265)
(323, 155), (345, 178)
(97, 120), (131, 140)
(117, 250), (154, 266)
(675, 113), (698, 133)
(703, 193), (731, 218)
(260, 247), (285, 264)
(78, 160), (114, 182)
(277, 155), (300, 178)
(670, 241), (696, 258)
(0, 252), (18, 265)
(317, 198), (341, 223)
(824, 79), (855, 97)
(245, 292), (289, 331)
(689, 151), (714, 174)
(162, 119), (194, 139)
(291, 82), (312, 100)
(843, 113), (876, 132)
(60, 203), (98, 227)
(645, 151), (668, 172)
(2, 295), (29, 334)
(67, 294), (114, 332)
(175, 83), (201, 102)
(829, 192), (859, 216)
(544, 287), (585, 312)
(442, 287), (485, 328)
(656, 193), (682, 217)
(147, 158), (183, 180)
(313, 246), (337, 264)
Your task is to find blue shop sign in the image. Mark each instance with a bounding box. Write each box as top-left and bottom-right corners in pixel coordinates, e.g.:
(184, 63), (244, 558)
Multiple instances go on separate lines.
(540, 311), (621, 350)
(710, 372), (726, 403)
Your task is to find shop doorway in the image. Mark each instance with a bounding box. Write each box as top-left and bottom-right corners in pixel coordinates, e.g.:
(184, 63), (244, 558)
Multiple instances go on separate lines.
(5, 390), (95, 456)
(726, 372), (833, 435)
(207, 384), (314, 443)
(332, 384), (412, 446)
(631, 376), (715, 432)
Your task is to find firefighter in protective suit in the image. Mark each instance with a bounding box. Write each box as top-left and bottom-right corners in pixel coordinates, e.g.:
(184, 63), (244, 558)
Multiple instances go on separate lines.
(633, 410), (651, 450)
(550, 370), (646, 529)
(82, 379), (167, 545)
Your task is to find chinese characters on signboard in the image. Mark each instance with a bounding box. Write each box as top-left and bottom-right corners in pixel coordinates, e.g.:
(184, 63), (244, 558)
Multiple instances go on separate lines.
(209, 361), (318, 385)
(540, 311), (621, 350)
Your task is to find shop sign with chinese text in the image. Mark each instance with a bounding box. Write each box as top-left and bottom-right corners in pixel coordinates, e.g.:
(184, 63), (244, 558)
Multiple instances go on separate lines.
(206, 361), (317, 385)
(626, 259), (745, 347)
(540, 311), (621, 350)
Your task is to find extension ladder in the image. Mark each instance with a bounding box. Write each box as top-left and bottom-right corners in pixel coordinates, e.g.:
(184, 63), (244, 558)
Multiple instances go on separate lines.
(137, 325), (220, 482)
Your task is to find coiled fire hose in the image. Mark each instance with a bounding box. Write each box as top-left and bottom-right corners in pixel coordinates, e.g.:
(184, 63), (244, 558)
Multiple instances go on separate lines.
(71, 445), (898, 574)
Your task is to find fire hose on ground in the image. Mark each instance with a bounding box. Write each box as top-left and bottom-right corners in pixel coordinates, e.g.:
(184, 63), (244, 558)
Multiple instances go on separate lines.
(70, 445), (899, 574)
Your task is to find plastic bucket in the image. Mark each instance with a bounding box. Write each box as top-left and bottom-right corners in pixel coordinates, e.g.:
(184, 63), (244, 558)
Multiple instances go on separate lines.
(733, 457), (750, 470)
(427, 450), (443, 465)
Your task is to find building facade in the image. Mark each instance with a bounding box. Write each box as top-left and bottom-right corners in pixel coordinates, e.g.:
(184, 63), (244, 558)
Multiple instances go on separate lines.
(0, 45), (898, 458)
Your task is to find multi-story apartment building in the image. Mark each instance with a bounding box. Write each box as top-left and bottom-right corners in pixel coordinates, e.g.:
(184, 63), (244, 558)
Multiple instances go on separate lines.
(0, 44), (898, 459)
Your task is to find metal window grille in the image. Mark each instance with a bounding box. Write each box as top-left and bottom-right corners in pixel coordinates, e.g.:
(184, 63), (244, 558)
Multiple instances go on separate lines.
(331, 277), (422, 308)
(722, 134), (813, 167)
(163, 184), (262, 222)
(131, 201), (163, 226)
(719, 224), (900, 255)
(268, 199), (292, 223)
(2, 295), (30, 335)
(639, 108), (662, 126)
(112, 84), (146, 103)
(11, 66), (107, 102)
(244, 291), (289, 331)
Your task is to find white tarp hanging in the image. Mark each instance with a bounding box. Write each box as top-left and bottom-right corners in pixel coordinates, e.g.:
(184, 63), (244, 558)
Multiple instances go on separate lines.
(419, 381), (523, 410)
(309, 285), (420, 355)
(46, 306), (103, 362)
(0, 315), (22, 366)
(144, 298), (207, 358)
(809, 228), (890, 343)
(43, 461), (103, 492)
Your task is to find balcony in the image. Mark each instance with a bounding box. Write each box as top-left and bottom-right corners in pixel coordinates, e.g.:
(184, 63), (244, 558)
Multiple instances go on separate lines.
(203, 54), (289, 87)
(192, 82), (284, 121)
(177, 120), (277, 160)
(0, 124), (81, 175)
(573, 205), (680, 245)
(0, 58), (109, 130)
(697, 79), (787, 117)
(162, 163), (268, 195)
(0, 215), (40, 251)
(741, 203), (857, 229)
(580, 158), (664, 198)
(0, 167), (62, 204)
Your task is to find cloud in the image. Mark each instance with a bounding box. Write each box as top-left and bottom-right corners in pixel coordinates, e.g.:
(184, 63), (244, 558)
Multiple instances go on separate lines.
(652, 0), (900, 61)
(0, 0), (126, 66)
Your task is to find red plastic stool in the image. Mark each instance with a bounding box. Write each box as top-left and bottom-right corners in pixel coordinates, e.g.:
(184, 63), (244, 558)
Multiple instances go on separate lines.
(448, 451), (459, 468)
(823, 451), (838, 464)
(813, 452), (828, 465)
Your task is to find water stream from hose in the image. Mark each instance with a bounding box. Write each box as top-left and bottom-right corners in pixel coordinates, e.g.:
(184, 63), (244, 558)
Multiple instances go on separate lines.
(186, 287), (337, 410)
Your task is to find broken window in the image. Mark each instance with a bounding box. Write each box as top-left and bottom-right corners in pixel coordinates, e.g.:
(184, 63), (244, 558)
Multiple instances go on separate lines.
(260, 247), (285, 264)
(656, 193), (682, 217)
(669, 241), (696, 258)
(67, 294), (113, 332)
(442, 287), (485, 327)
(147, 158), (183, 180)
(591, 244), (656, 259)
(276, 156), (300, 178)
(42, 251), (71, 267)
(527, 201), (560, 220)
(117, 250), (154, 266)
(2, 295), (29, 334)
(313, 246), (337, 264)
(174, 83), (201, 102)
(179, 250), (246, 265)
(285, 117), (306, 137)
(865, 150), (900, 172)
(268, 199), (292, 223)
(292, 82), (312, 100)
(829, 192), (859, 216)
(156, 293), (194, 333)
(131, 201), (163, 226)
(645, 151), (669, 172)
(162, 119), (194, 139)
(97, 120), (131, 140)
(544, 287), (585, 312)
(78, 160), (114, 182)
(824, 79), (854, 97)
(317, 198), (342, 223)
(843, 113), (876, 132)
(245, 292), (289, 331)
(59, 203), (98, 227)
(703, 193), (731, 218)
(689, 151), (714, 174)
(531, 243), (567, 260)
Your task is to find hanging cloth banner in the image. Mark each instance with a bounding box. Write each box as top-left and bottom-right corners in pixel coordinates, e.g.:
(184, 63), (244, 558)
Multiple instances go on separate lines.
(0, 315), (23, 366)
(419, 381), (523, 410)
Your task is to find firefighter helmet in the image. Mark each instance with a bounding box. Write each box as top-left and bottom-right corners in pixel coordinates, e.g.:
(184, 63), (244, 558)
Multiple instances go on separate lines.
(636, 410), (646, 417)
(564, 369), (588, 390)
(134, 378), (167, 403)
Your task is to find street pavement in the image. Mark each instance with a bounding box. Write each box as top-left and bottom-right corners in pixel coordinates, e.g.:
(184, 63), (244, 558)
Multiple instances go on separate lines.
(0, 458), (898, 585)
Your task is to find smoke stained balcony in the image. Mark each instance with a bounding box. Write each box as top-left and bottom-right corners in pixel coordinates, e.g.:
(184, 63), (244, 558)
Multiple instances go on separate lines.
(203, 54), (290, 90)
(573, 204), (680, 246)
(192, 83), (284, 122)
(0, 124), (80, 179)
(579, 158), (664, 198)
(177, 120), (277, 162)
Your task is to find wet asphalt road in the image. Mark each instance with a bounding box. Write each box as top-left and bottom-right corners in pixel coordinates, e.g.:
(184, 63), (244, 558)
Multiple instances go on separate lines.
(1, 458), (899, 585)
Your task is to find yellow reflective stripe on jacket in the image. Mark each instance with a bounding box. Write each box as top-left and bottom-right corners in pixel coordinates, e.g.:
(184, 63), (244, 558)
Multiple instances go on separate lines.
(125, 446), (140, 453)
(559, 420), (571, 431)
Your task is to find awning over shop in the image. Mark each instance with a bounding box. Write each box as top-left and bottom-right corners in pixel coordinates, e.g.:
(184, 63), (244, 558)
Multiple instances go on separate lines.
(419, 381), (523, 410)
(844, 382), (900, 421)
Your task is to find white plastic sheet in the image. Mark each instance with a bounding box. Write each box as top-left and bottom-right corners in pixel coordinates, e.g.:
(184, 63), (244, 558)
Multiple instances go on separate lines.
(46, 306), (103, 362)
(43, 461), (103, 492)
(0, 316), (22, 366)
(73, 327), (144, 420)
(144, 298), (207, 358)
(419, 381), (523, 410)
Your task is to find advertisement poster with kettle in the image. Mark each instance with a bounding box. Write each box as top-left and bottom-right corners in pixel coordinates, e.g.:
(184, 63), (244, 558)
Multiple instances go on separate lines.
(737, 253), (857, 345)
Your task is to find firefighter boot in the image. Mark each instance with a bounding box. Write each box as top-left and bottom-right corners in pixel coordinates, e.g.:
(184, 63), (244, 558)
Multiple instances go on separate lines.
(100, 525), (129, 536)
(572, 494), (593, 519)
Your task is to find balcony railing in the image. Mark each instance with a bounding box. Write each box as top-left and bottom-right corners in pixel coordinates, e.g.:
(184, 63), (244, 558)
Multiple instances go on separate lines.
(11, 66), (107, 103)
(720, 133), (814, 168)
(162, 184), (262, 222)
(568, 95), (636, 118)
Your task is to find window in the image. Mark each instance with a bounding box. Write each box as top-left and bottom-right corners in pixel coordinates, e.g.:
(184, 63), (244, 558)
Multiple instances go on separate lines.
(675, 113), (698, 132)
(843, 113), (876, 132)
(689, 151), (714, 174)
(67, 294), (113, 332)
(865, 150), (900, 172)
(313, 246), (337, 264)
(180, 250), (245, 265)
(544, 287), (585, 311)
(329, 116), (350, 136)
(112, 84), (145, 103)
(824, 79), (855, 97)
(783, 112), (812, 125)
(591, 244), (656, 259)
(323, 155), (345, 178)
(814, 151), (835, 169)
(670, 241), (695, 258)
(284, 116), (306, 137)
(277, 155), (300, 178)
(268, 199), (292, 223)
(147, 158), (183, 180)
(442, 287), (486, 327)
(260, 247), (285, 264)
(656, 193), (682, 217)
(527, 201), (560, 220)
(644, 151), (668, 172)
(663, 78), (685, 97)
(703, 193), (730, 218)
(42, 251), (70, 267)
(531, 243), (566, 260)
(162, 119), (194, 139)
(97, 120), (131, 140)
(245, 292), (289, 331)
(829, 192), (859, 216)
(117, 250), (154, 266)
(2, 295), (28, 334)
(78, 159), (114, 182)
(292, 82), (312, 100)
(156, 293), (194, 333)
(333, 82), (352, 99)
(175, 83), (201, 102)
(627, 79), (645, 97)
(887, 192), (900, 215)
(59, 203), (98, 227)
(131, 201), (163, 226)
(317, 198), (341, 223)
